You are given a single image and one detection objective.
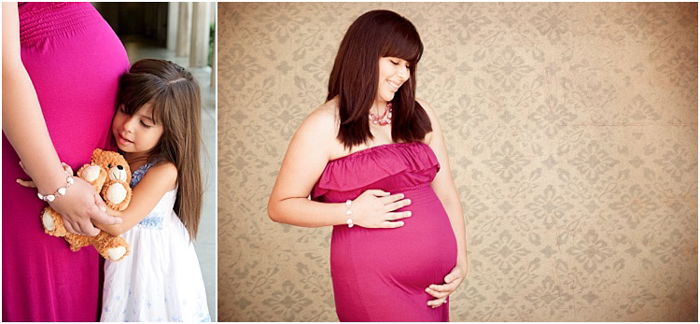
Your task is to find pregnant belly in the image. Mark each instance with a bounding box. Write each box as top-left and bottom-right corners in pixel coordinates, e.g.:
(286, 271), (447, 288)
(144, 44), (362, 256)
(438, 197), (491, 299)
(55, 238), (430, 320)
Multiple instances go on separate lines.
(330, 184), (458, 289)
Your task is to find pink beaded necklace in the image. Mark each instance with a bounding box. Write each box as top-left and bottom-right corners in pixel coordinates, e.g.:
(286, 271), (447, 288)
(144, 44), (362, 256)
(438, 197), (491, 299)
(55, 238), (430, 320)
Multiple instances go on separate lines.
(369, 102), (393, 126)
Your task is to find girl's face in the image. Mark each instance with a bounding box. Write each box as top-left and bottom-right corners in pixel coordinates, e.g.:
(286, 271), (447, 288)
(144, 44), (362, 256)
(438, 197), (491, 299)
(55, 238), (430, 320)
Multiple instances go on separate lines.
(376, 56), (411, 104)
(112, 103), (164, 154)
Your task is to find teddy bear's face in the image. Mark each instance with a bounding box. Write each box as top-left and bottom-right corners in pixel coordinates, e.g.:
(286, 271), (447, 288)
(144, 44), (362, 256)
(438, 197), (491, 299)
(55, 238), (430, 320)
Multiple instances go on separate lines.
(91, 149), (132, 185)
(79, 149), (133, 211)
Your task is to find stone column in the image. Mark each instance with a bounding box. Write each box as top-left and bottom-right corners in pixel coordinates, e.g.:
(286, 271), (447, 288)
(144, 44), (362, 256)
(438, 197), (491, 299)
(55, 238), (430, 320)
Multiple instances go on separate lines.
(189, 2), (211, 68)
(175, 2), (192, 58)
(166, 3), (179, 52)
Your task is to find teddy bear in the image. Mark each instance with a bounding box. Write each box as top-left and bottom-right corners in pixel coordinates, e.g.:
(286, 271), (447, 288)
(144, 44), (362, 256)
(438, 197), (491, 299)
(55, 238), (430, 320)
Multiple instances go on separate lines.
(39, 148), (133, 261)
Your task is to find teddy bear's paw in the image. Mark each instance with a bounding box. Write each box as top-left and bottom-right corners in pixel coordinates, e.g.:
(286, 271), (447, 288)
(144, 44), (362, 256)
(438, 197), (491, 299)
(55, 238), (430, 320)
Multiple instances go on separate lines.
(41, 209), (66, 237)
(80, 165), (102, 182)
(106, 246), (128, 261)
(105, 183), (128, 205)
(41, 210), (56, 231)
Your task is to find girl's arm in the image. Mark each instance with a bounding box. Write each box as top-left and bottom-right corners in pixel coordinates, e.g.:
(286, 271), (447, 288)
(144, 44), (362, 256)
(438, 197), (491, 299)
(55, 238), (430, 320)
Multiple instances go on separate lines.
(2, 2), (119, 236)
(97, 162), (178, 236)
(419, 99), (469, 307)
(268, 103), (412, 229)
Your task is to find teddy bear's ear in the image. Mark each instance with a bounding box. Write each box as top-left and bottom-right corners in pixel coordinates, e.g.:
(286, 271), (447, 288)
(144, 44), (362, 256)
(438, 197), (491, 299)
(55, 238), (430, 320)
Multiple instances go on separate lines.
(92, 148), (104, 161)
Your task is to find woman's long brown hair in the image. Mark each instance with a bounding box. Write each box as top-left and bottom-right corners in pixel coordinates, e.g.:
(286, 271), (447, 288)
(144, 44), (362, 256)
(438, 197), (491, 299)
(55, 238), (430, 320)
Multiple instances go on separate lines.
(118, 59), (203, 240)
(327, 10), (432, 150)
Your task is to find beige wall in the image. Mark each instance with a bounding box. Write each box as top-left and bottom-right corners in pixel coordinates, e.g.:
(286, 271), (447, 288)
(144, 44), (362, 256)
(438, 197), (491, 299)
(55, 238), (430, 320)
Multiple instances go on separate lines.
(218, 3), (697, 321)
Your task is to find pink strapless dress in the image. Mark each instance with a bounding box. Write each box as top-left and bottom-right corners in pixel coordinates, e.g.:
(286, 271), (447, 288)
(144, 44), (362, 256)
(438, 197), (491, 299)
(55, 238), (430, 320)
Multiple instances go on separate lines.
(312, 142), (457, 321)
(2, 2), (128, 321)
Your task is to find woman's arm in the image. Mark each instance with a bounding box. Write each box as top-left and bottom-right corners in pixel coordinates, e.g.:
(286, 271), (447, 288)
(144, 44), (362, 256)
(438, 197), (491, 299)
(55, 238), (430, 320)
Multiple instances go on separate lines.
(97, 162), (178, 236)
(2, 2), (120, 236)
(419, 99), (469, 307)
(268, 103), (412, 228)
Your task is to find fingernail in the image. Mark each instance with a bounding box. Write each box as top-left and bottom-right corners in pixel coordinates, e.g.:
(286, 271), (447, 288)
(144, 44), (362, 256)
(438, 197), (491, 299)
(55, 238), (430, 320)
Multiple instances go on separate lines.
(399, 194), (404, 199)
(398, 221), (405, 226)
(406, 199), (411, 205)
(407, 211), (412, 217)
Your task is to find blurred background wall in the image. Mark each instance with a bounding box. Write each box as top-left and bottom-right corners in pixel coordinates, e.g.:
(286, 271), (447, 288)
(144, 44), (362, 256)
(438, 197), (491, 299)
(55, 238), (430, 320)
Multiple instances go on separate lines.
(217, 3), (697, 321)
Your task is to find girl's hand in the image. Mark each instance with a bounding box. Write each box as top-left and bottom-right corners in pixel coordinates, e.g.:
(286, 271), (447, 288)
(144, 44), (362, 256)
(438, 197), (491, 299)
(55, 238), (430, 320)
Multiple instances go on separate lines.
(350, 189), (412, 228)
(425, 262), (468, 308)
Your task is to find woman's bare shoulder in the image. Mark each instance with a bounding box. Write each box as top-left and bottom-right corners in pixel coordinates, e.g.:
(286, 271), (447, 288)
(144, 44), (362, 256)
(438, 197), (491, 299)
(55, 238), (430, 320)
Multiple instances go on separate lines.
(298, 98), (340, 138)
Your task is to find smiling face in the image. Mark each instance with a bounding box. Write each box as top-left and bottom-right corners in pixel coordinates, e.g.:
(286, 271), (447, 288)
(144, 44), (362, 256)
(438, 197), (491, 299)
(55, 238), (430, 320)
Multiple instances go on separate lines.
(111, 102), (164, 154)
(376, 56), (411, 104)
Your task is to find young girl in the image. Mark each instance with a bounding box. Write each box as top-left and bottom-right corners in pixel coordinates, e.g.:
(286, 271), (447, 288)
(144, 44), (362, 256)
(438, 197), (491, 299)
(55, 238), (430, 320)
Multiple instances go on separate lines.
(97, 59), (209, 322)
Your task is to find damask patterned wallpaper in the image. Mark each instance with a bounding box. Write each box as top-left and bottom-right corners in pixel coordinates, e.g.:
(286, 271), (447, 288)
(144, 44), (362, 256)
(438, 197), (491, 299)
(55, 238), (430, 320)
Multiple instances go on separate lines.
(218, 3), (697, 321)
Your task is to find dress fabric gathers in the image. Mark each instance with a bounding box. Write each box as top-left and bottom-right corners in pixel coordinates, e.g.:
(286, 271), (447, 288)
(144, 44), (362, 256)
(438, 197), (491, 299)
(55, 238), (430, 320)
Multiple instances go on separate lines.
(312, 142), (457, 322)
(2, 2), (129, 321)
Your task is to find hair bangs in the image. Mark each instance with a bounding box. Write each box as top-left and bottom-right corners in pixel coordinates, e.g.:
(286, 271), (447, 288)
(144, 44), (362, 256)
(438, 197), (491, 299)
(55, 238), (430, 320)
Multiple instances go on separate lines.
(119, 74), (163, 121)
(380, 18), (423, 66)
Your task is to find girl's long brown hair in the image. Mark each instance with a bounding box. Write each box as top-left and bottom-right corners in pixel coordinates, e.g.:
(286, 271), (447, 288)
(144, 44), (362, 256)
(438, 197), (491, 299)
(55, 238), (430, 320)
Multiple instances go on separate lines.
(328, 10), (432, 150)
(118, 59), (203, 240)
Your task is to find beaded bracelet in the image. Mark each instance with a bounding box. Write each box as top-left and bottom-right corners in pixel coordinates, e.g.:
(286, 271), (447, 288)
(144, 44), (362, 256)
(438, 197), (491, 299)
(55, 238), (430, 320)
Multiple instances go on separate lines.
(345, 199), (354, 228)
(37, 171), (74, 203)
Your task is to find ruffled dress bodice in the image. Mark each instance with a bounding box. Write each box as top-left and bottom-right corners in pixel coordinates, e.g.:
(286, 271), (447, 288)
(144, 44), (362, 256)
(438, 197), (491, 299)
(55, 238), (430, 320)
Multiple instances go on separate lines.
(312, 142), (440, 203)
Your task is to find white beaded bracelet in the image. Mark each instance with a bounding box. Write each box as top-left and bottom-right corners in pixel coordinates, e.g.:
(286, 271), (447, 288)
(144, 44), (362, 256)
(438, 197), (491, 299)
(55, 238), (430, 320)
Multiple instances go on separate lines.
(37, 175), (74, 203)
(345, 199), (354, 228)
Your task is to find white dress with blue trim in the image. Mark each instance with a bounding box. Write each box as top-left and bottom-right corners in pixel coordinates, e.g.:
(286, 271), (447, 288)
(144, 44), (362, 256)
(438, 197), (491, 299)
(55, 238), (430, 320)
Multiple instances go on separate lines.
(101, 161), (210, 322)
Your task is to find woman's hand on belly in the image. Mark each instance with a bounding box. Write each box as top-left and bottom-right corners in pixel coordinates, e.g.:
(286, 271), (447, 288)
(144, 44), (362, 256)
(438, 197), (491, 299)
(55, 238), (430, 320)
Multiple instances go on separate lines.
(425, 262), (468, 308)
(351, 189), (412, 228)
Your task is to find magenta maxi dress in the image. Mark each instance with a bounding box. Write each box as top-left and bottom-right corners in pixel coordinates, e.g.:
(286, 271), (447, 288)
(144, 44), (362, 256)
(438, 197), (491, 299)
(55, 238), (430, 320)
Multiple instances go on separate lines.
(312, 142), (458, 321)
(2, 3), (129, 321)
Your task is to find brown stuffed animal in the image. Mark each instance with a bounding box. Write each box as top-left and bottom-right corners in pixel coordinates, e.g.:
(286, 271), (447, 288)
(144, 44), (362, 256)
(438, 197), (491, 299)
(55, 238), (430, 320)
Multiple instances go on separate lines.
(40, 149), (132, 261)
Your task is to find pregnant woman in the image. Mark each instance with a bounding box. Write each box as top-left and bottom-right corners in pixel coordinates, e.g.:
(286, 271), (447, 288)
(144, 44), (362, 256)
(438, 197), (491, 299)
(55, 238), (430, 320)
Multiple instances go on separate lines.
(3, 2), (128, 321)
(268, 10), (468, 321)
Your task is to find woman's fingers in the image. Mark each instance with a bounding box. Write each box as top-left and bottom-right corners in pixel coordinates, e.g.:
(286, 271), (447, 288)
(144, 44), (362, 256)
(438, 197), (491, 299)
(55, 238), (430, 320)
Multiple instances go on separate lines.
(93, 192), (108, 213)
(383, 198), (411, 212)
(424, 266), (467, 307)
(89, 194), (121, 225)
(76, 219), (100, 236)
(444, 266), (464, 283)
(425, 287), (449, 299)
(427, 296), (447, 308)
(385, 211), (412, 220)
(366, 189), (390, 197)
(379, 220), (404, 228)
(428, 280), (460, 293)
(379, 193), (404, 203)
(60, 162), (73, 175)
(61, 218), (77, 235)
(16, 178), (36, 188)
